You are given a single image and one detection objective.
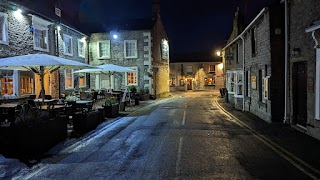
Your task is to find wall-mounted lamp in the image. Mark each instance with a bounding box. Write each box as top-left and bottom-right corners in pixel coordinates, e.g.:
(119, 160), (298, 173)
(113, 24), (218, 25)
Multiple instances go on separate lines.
(56, 25), (61, 31)
(13, 9), (23, 20)
(216, 51), (221, 57)
(292, 48), (301, 56)
(110, 31), (119, 39)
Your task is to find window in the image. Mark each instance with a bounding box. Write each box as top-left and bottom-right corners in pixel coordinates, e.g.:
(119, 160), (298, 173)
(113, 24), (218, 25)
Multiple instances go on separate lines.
(180, 79), (185, 86)
(205, 78), (215, 86)
(235, 72), (243, 97)
(186, 65), (193, 75)
(170, 78), (176, 86)
(65, 69), (74, 89)
(20, 71), (34, 95)
(63, 34), (73, 56)
(124, 40), (137, 58)
(125, 67), (137, 86)
(1, 70), (14, 95)
(78, 39), (85, 58)
(209, 65), (216, 73)
(98, 41), (110, 59)
(32, 16), (50, 52)
(236, 43), (240, 63)
(246, 70), (251, 97)
(226, 70), (243, 97)
(0, 12), (8, 45)
(78, 73), (86, 87)
(263, 76), (270, 100)
(251, 27), (257, 55)
(259, 69), (265, 102)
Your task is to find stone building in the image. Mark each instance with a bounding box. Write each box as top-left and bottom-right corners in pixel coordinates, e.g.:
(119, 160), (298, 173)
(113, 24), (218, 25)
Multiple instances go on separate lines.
(289, 0), (320, 140)
(223, 3), (285, 123)
(0, 1), (89, 99)
(88, 2), (170, 98)
(169, 51), (223, 91)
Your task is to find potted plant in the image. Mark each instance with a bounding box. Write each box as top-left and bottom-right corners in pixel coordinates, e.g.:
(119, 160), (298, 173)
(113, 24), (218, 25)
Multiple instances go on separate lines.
(138, 88), (150, 101)
(103, 96), (119, 118)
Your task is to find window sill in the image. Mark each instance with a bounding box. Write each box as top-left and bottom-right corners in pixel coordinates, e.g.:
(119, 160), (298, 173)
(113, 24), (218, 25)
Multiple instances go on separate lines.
(258, 101), (267, 108)
(0, 41), (9, 45)
(64, 53), (73, 57)
(234, 94), (243, 98)
(34, 47), (49, 52)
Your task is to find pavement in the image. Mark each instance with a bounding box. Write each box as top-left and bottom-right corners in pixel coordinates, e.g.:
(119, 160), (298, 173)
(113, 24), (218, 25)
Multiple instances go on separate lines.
(1, 91), (320, 178)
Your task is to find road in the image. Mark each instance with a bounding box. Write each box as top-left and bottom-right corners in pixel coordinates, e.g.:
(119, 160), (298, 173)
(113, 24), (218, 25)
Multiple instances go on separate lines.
(12, 91), (316, 179)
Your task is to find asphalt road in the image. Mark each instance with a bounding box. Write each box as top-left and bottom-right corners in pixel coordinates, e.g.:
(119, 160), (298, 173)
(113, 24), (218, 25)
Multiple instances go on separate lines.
(12, 91), (315, 179)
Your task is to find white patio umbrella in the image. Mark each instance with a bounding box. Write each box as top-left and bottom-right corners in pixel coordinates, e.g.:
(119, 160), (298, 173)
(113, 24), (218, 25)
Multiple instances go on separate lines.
(0, 54), (93, 103)
(73, 64), (134, 90)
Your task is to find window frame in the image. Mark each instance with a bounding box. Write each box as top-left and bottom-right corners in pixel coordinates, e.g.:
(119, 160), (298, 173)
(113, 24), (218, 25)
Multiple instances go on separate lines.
(186, 65), (193, 75)
(124, 40), (138, 58)
(0, 12), (8, 45)
(32, 16), (50, 52)
(209, 65), (216, 73)
(97, 40), (111, 59)
(125, 67), (138, 86)
(78, 39), (85, 58)
(64, 69), (74, 90)
(78, 72), (86, 88)
(63, 34), (73, 56)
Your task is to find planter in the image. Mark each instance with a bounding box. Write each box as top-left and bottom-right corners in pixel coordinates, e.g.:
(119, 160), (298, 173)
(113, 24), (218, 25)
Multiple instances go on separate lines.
(119, 101), (126, 111)
(0, 115), (68, 159)
(97, 107), (105, 122)
(139, 94), (150, 101)
(103, 103), (119, 118)
(73, 110), (100, 134)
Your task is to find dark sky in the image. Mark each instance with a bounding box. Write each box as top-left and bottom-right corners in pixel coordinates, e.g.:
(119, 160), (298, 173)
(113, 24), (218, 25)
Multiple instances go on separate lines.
(16, 0), (276, 54)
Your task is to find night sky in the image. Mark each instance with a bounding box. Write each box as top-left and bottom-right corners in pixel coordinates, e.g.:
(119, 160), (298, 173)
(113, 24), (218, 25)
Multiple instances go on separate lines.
(16, 0), (276, 55)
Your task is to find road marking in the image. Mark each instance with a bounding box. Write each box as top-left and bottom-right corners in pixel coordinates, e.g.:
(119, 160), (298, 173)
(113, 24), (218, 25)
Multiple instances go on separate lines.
(182, 111), (186, 126)
(175, 137), (184, 176)
(213, 97), (320, 179)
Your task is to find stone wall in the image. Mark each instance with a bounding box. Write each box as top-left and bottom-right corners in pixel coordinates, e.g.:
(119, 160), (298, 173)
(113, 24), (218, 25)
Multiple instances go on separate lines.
(289, 0), (320, 139)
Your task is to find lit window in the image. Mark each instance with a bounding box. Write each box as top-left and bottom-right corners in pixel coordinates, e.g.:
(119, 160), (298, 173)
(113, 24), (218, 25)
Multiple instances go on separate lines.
(79, 73), (86, 87)
(205, 78), (215, 86)
(124, 40), (137, 58)
(63, 34), (73, 56)
(0, 12), (8, 45)
(20, 71), (34, 95)
(209, 65), (215, 73)
(98, 41), (110, 59)
(65, 69), (74, 89)
(235, 72), (243, 97)
(125, 67), (137, 86)
(1, 70), (14, 95)
(32, 16), (50, 52)
(78, 39), (85, 58)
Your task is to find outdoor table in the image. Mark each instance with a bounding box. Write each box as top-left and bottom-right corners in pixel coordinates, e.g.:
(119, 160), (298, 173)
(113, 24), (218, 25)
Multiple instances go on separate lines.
(34, 99), (57, 106)
(75, 100), (94, 112)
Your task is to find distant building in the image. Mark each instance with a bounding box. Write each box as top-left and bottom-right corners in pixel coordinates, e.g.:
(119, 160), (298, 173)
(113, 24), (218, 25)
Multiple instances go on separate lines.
(170, 51), (223, 91)
(88, 2), (170, 98)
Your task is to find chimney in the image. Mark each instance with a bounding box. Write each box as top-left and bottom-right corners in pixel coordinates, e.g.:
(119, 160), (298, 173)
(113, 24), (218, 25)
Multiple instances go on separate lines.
(152, 0), (160, 18)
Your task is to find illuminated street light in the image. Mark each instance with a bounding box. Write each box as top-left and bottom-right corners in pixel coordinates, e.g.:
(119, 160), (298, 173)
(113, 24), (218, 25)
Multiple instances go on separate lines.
(113, 34), (118, 39)
(216, 51), (221, 57)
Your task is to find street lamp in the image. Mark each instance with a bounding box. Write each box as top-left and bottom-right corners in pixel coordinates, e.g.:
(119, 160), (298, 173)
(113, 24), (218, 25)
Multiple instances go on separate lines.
(216, 50), (221, 57)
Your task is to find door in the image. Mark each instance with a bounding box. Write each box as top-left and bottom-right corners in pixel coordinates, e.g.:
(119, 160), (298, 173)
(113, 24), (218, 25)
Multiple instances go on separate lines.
(35, 71), (51, 98)
(187, 79), (192, 90)
(292, 62), (307, 127)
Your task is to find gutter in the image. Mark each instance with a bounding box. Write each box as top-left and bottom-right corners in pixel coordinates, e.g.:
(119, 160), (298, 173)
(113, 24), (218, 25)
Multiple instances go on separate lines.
(283, 0), (289, 123)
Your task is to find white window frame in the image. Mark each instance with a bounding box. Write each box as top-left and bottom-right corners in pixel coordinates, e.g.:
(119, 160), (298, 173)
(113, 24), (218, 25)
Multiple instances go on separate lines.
(78, 72), (86, 88)
(263, 76), (270, 100)
(32, 15), (50, 52)
(63, 34), (73, 56)
(209, 65), (215, 73)
(226, 71), (235, 94)
(98, 40), (110, 59)
(0, 12), (8, 45)
(125, 67), (138, 86)
(64, 69), (74, 90)
(124, 40), (138, 58)
(234, 71), (243, 97)
(78, 39), (85, 58)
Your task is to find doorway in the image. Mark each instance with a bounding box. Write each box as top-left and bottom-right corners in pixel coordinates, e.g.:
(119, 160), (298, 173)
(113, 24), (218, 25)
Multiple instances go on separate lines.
(187, 79), (192, 90)
(292, 62), (307, 127)
(35, 71), (51, 98)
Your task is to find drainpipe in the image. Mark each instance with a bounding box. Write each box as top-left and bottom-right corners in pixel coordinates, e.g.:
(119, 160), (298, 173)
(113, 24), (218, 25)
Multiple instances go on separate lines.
(241, 36), (245, 111)
(283, 0), (289, 123)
